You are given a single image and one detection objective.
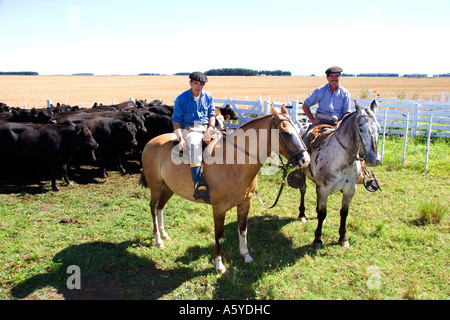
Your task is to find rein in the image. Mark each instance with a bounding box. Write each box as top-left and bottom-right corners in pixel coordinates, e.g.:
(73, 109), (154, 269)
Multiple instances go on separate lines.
(254, 154), (290, 209)
(254, 116), (306, 209)
(224, 114), (307, 209)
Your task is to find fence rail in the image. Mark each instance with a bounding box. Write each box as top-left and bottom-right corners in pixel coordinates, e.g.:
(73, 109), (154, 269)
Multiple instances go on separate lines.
(215, 97), (450, 138)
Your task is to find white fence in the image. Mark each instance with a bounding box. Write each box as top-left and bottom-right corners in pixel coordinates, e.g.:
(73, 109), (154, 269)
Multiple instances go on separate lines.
(215, 97), (450, 139)
(215, 97), (449, 172)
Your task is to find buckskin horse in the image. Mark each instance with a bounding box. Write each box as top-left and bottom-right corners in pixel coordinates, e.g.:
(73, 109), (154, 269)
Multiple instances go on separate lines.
(297, 100), (381, 249)
(139, 105), (310, 273)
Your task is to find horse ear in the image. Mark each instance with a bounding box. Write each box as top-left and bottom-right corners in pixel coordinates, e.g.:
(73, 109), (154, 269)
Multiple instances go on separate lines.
(280, 104), (289, 116)
(270, 104), (281, 118)
(370, 100), (378, 113)
(354, 100), (363, 114)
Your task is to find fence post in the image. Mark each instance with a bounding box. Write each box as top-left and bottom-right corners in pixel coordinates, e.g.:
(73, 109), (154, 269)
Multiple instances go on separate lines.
(24, 101), (27, 109)
(263, 100), (270, 116)
(424, 114), (433, 173)
(402, 113), (409, 168)
(257, 95), (262, 116)
(411, 104), (419, 139)
(47, 99), (51, 109)
(291, 101), (302, 128)
(380, 108), (388, 164)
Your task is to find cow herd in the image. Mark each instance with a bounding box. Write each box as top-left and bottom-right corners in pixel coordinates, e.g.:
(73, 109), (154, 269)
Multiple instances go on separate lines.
(0, 100), (239, 191)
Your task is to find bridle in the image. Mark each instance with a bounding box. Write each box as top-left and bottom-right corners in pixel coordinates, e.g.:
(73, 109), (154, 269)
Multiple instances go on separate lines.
(269, 116), (308, 166)
(334, 113), (374, 162)
(254, 115), (308, 209)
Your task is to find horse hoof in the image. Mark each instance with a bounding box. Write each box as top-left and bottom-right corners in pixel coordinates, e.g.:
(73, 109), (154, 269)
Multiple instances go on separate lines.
(161, 233), (171, 241)
(298, 216), (307, 223)
(244, 255), (254, 264)
(215, 257), (226, 274)
(156, 242), (165, 249)
(340, 240), (349, 248)
(312, 241), (323, 250)
(217, 266), (227, 274)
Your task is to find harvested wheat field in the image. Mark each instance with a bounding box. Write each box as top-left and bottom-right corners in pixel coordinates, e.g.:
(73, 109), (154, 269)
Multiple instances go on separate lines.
(1, 75), (449, 108)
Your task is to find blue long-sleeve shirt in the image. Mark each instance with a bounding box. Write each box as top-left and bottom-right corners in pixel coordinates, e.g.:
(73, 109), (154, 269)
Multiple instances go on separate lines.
(304, 84), (351, 119)
(172, 89), (215, 128)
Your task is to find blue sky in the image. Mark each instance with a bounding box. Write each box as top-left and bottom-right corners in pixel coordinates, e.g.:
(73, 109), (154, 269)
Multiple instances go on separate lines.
(0, 0), (449, 75)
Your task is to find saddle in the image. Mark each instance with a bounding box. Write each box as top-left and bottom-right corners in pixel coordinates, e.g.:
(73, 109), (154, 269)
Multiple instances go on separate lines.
(307, 124), (336, 152)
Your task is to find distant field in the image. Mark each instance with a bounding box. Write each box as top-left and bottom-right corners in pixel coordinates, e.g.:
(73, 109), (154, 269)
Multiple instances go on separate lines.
(1, 75), (449, 108)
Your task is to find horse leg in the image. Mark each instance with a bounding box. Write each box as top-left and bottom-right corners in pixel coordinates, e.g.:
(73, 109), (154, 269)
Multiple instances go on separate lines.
(338, 190), (356, 247)
(313, 188), (328, 249)
(237, 199), (254, 264)
(298, 180), (307, 222)
(212, 206), (227, 274)
(150, 184), (174, 248)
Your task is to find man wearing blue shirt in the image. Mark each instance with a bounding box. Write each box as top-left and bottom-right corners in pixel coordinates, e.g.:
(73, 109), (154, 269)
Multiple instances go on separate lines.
(302, 66), (351, 126)
(172, 72), (216, 200)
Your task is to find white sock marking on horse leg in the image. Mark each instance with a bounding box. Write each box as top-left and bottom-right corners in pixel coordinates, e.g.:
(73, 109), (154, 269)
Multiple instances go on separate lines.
(157, 209), (170, 240)
(215, 256), (226, 274)
(153, 206), (164, 248)
(238, 229), (254, 264)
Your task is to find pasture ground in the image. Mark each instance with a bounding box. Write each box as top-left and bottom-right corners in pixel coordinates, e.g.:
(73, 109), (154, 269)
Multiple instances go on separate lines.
(0, 137), (448, 301)
(0, 76), (448, 301)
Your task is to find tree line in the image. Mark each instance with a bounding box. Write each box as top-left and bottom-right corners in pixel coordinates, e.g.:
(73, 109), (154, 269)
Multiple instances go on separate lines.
(204, 68), (291, 76)
(0, 71), (39, 75)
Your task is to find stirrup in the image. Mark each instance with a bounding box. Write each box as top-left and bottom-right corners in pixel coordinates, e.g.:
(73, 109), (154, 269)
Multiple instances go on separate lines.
(193, 175), (210, 202)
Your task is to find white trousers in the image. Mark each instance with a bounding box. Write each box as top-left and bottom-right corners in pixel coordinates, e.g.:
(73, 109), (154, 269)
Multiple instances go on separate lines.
(182, 124), (207, 165)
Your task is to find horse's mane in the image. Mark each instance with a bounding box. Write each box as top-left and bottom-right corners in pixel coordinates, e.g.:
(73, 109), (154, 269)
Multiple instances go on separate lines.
(338, 110), (357, 128)
(237, 114), (273, 130)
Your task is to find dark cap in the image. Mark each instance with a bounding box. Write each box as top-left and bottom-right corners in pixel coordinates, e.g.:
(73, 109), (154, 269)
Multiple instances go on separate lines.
(189, 72), (208, 83)
(325, 66), (343, 75)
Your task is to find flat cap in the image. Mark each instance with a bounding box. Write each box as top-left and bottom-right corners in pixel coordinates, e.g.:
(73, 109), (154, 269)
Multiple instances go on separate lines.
(325, 66), (343, 75)
(189, 71), (208, 83)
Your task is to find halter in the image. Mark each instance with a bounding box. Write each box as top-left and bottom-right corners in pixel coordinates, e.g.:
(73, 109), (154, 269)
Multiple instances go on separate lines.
(269, 116), (308, 166)
(334, 113), (370, 162)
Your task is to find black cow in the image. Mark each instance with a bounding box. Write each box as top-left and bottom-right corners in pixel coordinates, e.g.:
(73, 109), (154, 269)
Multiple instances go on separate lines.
(218, 105), (239, 121)
(0, 122), (98, 191)
(95, 100), (137, 111)
(55, 110), (146, 134)
(58, 116), (138, 177)
(134, 111), (173, 161)
(6, 107), (56, 124)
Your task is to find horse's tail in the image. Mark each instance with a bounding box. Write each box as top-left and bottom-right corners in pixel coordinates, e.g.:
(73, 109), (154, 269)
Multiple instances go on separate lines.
(138, 171), (148, 188)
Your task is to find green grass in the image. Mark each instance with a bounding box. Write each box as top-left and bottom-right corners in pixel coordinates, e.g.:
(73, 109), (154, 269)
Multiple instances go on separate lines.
(0, 136), (448, 300)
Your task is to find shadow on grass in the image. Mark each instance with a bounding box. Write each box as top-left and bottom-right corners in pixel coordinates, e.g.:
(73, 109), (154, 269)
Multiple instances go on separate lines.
(11, 215), (316, 300)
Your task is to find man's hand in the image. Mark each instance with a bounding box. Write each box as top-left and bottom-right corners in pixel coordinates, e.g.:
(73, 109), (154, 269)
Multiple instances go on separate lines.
(178, 137), (186, 151)
(311, 118), (321, 125)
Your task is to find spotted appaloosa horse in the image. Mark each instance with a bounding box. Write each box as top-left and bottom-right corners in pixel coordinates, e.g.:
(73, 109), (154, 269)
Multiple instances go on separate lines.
(139, 105), (310, 273)
(298, 100), (381, 249)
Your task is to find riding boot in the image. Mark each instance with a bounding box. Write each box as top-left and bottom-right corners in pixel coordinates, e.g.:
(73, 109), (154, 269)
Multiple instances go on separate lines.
(190, 165), (210, 201)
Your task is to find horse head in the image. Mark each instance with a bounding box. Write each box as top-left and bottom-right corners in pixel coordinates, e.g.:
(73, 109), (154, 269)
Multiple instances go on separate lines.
(355, 100), (381, 167)
(271, 104), (310, 168)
